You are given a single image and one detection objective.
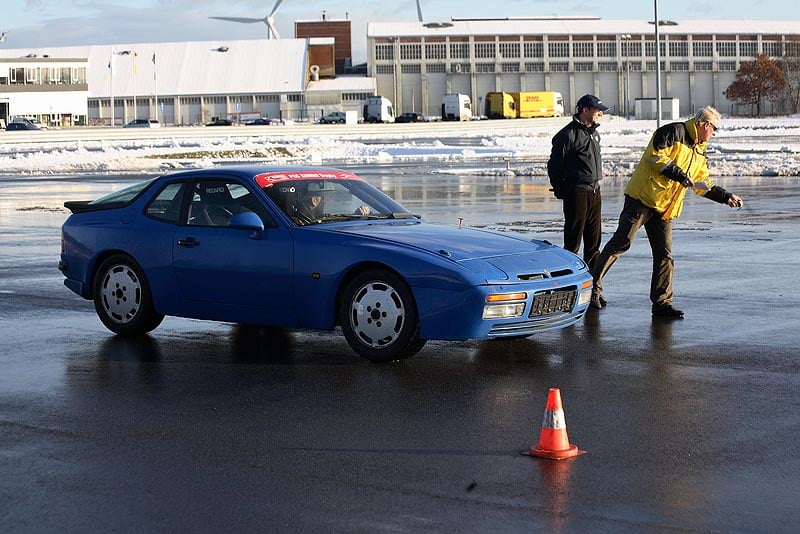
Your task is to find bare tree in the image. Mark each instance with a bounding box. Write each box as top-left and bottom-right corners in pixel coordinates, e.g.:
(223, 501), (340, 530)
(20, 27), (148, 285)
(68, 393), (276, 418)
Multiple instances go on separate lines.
(724, 54), (787, 116)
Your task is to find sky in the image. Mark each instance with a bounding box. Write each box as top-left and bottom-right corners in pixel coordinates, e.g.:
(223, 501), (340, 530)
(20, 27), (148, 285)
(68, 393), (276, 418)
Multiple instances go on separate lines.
(1, 0), (790, 63)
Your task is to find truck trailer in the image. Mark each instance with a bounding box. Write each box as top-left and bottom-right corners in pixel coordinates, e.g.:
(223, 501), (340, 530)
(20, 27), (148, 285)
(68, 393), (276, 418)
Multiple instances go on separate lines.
(441, 93), (473, 121)
(485, 91), (564, 119)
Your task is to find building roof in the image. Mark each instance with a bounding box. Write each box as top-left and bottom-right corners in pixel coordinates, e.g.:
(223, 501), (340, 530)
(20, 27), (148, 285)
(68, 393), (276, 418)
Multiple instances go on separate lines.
(0, 39), (309, 98)
(367, 18), (800, 38)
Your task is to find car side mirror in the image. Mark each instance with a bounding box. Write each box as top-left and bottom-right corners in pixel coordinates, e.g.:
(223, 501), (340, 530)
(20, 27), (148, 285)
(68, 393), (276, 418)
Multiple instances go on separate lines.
(228, 211), (265, 239)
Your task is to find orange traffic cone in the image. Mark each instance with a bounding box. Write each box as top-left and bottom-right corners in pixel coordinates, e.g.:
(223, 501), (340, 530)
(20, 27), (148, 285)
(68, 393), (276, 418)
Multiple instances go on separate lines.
(527, 388), (585, 460)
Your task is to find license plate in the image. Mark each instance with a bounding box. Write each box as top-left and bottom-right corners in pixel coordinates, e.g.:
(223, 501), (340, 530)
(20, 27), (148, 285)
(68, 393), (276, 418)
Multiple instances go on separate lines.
(529, 289), (577, 316)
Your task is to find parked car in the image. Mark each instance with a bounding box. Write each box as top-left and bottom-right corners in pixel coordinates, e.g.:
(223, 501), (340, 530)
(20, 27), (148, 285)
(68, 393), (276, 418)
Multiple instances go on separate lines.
(319, 111), (347, 124)
(245, 118), (281, 126)
(59, 166), (592, 362)
(5, 120), (40, 131)
(396, 112), (425, 123)
(206, 118), (233, 126)
(124, 118), (161, 128)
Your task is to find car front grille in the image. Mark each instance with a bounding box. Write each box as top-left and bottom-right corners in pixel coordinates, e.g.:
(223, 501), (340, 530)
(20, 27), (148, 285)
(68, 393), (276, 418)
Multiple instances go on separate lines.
(529, 288), (577, 317)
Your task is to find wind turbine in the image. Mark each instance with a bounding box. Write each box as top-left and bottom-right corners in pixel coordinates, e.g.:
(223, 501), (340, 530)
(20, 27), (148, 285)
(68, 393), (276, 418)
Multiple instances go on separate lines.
(416, 0), (423, 22)
(210, 0), (286, 40)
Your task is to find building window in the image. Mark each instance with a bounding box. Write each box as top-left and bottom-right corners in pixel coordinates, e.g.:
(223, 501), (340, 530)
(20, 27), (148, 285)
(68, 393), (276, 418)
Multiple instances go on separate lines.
(474, 42), (496, 59)
(450, 43), (469, 59)
(622, 41), (641, 57)
(287, 94), (303, 103)
(575, 61), (594, 72)
(475, 62), (495, 73)
(256, 94), (279, 102)
(739, 41), (758, 57)
(762, 41), (783, 57)
(425, 43), (446, 60)
(426, 63), (446, 73)
(26, 68), (38, 83)
(597, 42), (616, 57)
(499, 42), (520, 58)
(548, 42), (570, 58)
(376, 64), (394, 74)
(645, 41), (667, 57)
(716, 41), (737, 57)
(501, 62), (520, 73)
(524, 62), (544, 72)
(400, 43), (421, 60)
(719, 61), (737, 71)
(645, 61), (667, 71)
(343, 92), (371, 101)
(550, 61), (569, 72)
(670, 61), (689, 71)
(573, 42), (595, 58)
(451, 63), (470, 73)
(375, 44), (394, 61)
(693, 41), (714, 57)
(669, 41), (688, 57)
(401, 64), (421, 74)
(694, 61), (713, 71)
(524, 42), (544, 58)
(598, 61), (617, 71)
(180, 97), (200, 104)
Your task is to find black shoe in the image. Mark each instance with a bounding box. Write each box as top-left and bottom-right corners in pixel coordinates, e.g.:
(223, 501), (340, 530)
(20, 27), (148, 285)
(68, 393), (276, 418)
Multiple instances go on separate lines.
(652, 305), (684, 319)
(590, 293), (606, 309)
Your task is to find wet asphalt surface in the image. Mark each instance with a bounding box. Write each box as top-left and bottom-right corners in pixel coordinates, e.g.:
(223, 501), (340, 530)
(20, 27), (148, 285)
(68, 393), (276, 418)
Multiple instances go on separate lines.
(1, 167), (799, 532)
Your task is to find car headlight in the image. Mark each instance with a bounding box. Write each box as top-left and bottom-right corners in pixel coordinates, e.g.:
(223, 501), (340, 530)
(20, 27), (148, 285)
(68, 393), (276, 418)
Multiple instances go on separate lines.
(483, 292), (527, 319)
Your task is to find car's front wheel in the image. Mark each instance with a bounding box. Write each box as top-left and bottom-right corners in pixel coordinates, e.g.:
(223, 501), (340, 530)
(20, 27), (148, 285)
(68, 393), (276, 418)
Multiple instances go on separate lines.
(93, 254), (164, 335)
(339, 269), (426, 362)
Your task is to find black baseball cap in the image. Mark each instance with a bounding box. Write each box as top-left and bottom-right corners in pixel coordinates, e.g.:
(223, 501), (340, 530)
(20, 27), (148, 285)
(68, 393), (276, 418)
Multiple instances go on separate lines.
(577, 94), (609, 112)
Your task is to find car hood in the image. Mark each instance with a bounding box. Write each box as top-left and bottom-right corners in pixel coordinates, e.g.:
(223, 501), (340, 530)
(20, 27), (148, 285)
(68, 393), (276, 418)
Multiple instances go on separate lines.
(329, 221), (585, 282)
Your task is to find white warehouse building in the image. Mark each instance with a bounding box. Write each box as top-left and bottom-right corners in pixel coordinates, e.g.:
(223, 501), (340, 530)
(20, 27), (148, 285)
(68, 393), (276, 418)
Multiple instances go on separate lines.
(0, 39), (376, 126)
(366, 17), (800, 118)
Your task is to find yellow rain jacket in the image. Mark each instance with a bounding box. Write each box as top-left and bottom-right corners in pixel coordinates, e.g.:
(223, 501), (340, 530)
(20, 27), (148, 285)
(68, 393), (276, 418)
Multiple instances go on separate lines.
(625, 118), (714, 220)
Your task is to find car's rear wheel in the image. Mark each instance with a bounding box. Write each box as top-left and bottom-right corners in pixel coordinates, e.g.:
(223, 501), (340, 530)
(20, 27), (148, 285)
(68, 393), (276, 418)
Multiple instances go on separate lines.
(339, 269), (426, 362)
(93, 254), (164, 335)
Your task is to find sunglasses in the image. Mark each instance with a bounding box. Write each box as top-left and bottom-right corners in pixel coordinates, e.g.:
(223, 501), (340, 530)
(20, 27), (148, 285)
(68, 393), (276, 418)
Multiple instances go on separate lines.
(707, 122), (718, 132)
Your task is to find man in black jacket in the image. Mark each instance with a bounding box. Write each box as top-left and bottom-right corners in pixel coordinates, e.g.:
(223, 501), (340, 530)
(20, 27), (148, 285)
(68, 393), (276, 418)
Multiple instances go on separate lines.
(547, 93), (609, 282)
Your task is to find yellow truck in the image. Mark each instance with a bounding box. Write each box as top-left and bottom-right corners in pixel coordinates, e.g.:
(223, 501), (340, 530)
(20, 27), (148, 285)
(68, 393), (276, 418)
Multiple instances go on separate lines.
(485, 91), (564, 119)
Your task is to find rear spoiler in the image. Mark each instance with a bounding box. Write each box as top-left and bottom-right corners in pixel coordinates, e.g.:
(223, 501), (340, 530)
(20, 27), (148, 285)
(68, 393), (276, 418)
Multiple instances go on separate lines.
(63, 200), (127, 214)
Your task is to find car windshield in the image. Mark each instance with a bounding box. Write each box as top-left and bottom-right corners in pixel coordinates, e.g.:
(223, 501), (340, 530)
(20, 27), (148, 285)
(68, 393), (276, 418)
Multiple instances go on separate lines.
(261, 178), (412, 226)
(89, 177), (158, 206)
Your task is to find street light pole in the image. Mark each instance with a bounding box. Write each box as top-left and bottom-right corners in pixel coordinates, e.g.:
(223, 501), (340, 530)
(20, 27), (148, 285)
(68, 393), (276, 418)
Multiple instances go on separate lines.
(654, 0), (662, 127)
(620, 34), (632, 118)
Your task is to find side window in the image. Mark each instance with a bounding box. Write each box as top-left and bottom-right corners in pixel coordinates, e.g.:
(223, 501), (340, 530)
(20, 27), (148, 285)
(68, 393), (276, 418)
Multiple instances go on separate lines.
(187, 180), (275, 227)
(145, 182), (185, 223)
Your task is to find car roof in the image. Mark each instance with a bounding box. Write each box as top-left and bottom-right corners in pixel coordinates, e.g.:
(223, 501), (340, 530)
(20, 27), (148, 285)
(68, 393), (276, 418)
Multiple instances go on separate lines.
(157, 165), (359, 184)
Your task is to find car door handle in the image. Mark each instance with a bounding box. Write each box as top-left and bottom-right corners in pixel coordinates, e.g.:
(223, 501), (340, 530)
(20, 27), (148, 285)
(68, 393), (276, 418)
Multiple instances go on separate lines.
(177, 238), (200, 247)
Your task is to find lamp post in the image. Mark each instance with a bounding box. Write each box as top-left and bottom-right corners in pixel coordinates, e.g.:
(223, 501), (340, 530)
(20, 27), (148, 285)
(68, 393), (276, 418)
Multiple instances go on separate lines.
(654, 0), (662, 126)
(620, 34), (632, 118)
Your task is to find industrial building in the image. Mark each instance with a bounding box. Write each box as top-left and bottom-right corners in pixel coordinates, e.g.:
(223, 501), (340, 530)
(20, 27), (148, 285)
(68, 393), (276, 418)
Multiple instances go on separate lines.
(366, 17), (800, 118)
(0, 38), (375, 127)
(3, 17), (800, 127)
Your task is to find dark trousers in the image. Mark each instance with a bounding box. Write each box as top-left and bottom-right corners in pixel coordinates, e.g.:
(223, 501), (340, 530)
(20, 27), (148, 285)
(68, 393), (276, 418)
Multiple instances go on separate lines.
(562, 188), (602, 271)
(591, 195), (674, 310)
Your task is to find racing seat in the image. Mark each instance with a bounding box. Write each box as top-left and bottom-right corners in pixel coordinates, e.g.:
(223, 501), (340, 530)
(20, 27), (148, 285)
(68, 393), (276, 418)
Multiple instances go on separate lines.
(196, 182), (235, 226)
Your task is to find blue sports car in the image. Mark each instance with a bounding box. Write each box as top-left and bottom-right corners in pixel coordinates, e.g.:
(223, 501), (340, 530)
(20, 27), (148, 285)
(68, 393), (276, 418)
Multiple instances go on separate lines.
(59, 166), (593, 362)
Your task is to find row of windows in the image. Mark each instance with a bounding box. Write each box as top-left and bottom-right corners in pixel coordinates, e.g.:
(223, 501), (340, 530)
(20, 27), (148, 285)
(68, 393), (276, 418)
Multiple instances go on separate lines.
(1, 66), (87, 85)
(376, 59), (745, 75)
(375, 40), (792, 61)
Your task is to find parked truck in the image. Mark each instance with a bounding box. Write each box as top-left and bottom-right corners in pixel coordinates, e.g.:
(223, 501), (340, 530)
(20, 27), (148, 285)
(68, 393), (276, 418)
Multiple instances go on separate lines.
(485, 91), (564, 119)
(363, 96), (396, 123)
(441, 93), (473, 121)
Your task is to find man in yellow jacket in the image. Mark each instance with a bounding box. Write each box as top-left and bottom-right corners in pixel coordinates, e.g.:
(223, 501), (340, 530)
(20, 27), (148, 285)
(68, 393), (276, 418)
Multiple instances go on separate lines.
(590, 106), (744, 318)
